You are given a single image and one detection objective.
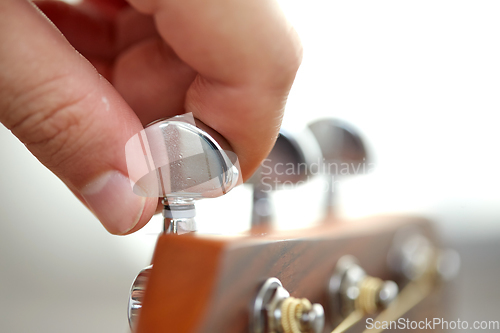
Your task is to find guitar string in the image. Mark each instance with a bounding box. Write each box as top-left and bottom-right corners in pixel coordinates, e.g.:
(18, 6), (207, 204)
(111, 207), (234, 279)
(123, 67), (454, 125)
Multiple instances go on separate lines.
(362, 273), (434, 333)
(330, 276), (384, 333)
(331, 273), (434, 333)
(280, 276), (385, 333)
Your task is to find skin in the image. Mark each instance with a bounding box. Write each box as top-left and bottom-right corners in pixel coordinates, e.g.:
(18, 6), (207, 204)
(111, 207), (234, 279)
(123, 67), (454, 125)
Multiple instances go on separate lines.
(0, 0), (302, 234)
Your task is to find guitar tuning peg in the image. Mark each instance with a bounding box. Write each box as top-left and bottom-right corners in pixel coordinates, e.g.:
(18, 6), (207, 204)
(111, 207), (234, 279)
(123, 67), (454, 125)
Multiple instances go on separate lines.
(247, 128), (322, 228)
(125, 113), (241, 234)
(125, 114), (240, 330)
(308, 119), (369, 218)
(356, 228), (461, 330)
(251, 278), (325, 333)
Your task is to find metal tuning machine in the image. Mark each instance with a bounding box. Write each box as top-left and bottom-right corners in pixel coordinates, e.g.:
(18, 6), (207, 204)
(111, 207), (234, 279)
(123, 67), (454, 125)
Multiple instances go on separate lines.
(126, 114), (241, 330)
(387, 226), (461, 285)
(329, 256), (399, 329)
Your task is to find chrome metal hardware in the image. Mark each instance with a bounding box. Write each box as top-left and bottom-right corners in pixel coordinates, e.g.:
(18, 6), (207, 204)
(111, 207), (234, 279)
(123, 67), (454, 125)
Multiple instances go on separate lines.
(126, 114), (240, 234)
(388, 227), (460, 283)
(251, 278), (325, 333)
(128, 265), (152, 331)
(329, 256), (398, 325)
(308, 119), (368, 217)
(248, 128), (322, 227)
(126, 115), (241, 330)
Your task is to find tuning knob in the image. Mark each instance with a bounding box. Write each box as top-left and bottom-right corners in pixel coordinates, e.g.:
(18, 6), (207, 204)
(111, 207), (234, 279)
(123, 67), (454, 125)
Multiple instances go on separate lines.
(308, 119), (369, 217)
(247, 128), (322, 228)
(125, 113), (241, 233)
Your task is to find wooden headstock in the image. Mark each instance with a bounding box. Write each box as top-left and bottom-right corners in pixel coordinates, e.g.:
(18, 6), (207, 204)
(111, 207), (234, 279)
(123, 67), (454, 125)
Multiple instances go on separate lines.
(132, 215), (451, 333)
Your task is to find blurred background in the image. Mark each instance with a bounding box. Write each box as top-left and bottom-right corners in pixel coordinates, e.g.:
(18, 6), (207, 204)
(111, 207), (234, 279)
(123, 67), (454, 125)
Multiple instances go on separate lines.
(1, 0), (499, 332)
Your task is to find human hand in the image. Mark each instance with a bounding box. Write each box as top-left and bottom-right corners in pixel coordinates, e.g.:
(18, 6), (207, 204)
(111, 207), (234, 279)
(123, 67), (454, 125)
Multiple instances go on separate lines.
(0, 0), (301, 234)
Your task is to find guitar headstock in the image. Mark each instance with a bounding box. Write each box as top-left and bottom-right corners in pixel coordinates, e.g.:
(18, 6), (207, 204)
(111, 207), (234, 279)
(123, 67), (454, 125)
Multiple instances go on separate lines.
(131, 215), (457, 333)
(126, 117), (459, 333)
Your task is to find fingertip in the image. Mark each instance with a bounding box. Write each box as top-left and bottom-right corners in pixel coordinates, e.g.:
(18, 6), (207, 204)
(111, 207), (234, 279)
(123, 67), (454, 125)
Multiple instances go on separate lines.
(80, 170), (155, 235)
(120, 196), (159, 235)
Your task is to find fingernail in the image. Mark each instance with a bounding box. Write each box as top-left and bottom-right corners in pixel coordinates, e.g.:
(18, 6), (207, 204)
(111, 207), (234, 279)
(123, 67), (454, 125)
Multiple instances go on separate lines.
(81, 171), (146, 235)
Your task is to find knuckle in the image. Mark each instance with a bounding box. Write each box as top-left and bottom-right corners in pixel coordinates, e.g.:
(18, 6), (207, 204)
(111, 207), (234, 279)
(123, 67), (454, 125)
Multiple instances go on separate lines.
(7, 75), (97, 167)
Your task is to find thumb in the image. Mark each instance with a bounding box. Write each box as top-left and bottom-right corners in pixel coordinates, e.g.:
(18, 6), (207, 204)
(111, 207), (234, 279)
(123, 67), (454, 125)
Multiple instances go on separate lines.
(0, 0), (157, 234)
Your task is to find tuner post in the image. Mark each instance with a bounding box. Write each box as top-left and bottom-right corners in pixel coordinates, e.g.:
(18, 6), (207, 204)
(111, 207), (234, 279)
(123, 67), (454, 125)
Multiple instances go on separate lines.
(252, 277), (325, 333)
(162, 198), (197, 234)
(329, 255), (399, 328)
